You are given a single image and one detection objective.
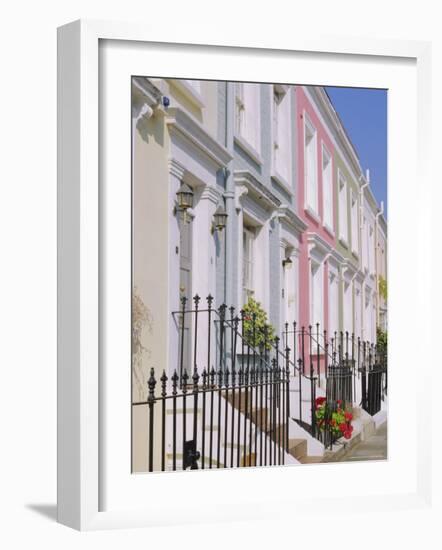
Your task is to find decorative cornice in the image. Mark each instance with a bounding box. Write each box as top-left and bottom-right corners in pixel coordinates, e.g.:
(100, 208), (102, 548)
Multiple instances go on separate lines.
(354, 270), (365, 284)
(277, 205), (308, 235)
(307, 232), (332, 262)
(200, 185), (222, 204)
(327, 248), (345, 269)
(235, 183), (249, 210)
(166, 108), (232, 169)
(168, 158), (186, 180)
(132, 77), (163, 108)
(342, 258), (358, 282)
(234, 170), (281, 212)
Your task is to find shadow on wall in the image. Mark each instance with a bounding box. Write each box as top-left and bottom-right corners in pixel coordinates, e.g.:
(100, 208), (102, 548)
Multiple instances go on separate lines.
(136, 112), (164, 148)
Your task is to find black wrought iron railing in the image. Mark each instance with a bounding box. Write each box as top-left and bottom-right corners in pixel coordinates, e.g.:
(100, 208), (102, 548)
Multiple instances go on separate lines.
(133, 362), (290, 472)
(134, 294), (388, 470)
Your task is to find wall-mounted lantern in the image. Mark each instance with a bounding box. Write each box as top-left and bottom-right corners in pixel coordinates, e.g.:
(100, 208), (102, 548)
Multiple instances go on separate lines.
(175, 182), (194, 223)
(211, 205), (228, 234)
(282, 257), (293, 269)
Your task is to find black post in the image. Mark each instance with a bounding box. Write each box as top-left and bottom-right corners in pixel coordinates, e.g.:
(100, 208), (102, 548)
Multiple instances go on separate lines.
(201, 368), (207, 469)
(301, 326), (306, 375)
(219, 304), (227, 373)
(160, 370), (168, 472)
(217, 366), (223, 467)
(182, 369), (189, 470)
(147, 368), (157, 473)
(193, 295), (200, 372)
(207, 294), (213, 374)
(179, 296), (187, 382)
(316, 323), (321, 388)
(192, 367), (200, 468)
(224, 367), (230, 468)
(324, 329), (328, 382)
(172, 370), (178, 470)
(209, 367), (216, 468)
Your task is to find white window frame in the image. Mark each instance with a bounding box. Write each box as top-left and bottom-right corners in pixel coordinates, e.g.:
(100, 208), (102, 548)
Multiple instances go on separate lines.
(351, 190), (359, 256)
(271, 85), (292, 191)
(338, 170), (348, 247)
(368, 224), (375, 275)
(170, 79), (205, 108)
(342, 278), (353, 336)
(322, 143), (333, 233)
(328, 268), (339, 339)
(310, 260), (324, 330)
(234, 83), (262, 164)
(304, 113), (319, 217)
(242, 226), (255, 304)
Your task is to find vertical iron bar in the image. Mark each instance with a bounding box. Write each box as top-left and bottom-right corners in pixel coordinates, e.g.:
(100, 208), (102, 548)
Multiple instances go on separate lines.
(193, 295), (200, 372)
(301, 326), (306, 375)
(207, 295), (213, 374)
(209, 367), (215, 468)
(182, 369), (189, 470)
(237, 362), (243, 468)
(243, 363), (249, 466)
(273, 360), (277, 466)
(160, 370), (167, 472)
(285, 346), (290, 455)
(264, 366), (269, 466)
(249, 363), (254, 466)
(231, 361), (236, 469)
(317, 323), (321, 387)
(192, 367), (199, 467)
(298, 358), (303, 426)
(259, 344), (264, 466)
(179, 296), (187, 383)
(224, 368), (230, 468)
(217, 366), (222, 468)
(219, 304), (227, 372)
(172, 370), (178, 471)
(147, 368), (156, 473)
(201, 368), (207, 469)
(324, 329), (328, 382)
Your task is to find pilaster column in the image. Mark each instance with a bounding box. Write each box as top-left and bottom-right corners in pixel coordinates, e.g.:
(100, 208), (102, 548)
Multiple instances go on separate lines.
(167, 158), (186, 377)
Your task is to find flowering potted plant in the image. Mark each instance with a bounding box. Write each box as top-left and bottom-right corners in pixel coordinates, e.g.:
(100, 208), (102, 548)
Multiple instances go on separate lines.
(315, 397), (354, 440)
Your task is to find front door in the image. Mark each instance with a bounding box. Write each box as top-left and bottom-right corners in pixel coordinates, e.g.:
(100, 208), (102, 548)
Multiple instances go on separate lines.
(179, 211), (193, 378)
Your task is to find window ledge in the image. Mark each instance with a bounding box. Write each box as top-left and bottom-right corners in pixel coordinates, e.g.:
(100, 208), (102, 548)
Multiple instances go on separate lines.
(323, 223), (335, 238)
(170, 79), (205, 108)
(304, 205), (320, 223)
(271, 171), (293, 196)
(339, 236), (349, 249)
(234, 135), (263, 166)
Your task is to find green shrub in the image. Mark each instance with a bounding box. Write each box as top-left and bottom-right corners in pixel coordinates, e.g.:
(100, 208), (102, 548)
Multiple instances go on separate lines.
(242, 298), (276, 350)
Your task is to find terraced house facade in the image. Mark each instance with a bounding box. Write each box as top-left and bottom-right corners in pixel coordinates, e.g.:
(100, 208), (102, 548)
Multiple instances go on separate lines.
(132, 77), (387, 473)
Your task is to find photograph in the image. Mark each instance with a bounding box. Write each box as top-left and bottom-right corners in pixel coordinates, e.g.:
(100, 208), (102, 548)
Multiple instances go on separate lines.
(131, 77), (388, 473)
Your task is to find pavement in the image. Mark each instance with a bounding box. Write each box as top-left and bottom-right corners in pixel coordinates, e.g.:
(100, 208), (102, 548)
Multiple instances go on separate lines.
(340, 422), (388, 462)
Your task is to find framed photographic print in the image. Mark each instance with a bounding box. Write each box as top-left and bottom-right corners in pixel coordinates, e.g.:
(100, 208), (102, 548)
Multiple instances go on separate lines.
(57, 20), (432, 530)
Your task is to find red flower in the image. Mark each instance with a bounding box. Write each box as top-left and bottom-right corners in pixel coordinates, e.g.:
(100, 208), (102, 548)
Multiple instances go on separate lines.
(315, 397), (326, 406)
(339, 423), (347, 433)
(337, 399), (342, 406)
(344, 411), (353, 421)
(343, 430), (352, 439)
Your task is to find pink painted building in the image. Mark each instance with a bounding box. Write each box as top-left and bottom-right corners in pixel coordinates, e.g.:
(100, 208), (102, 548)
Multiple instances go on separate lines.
(294, 86), (339, 372)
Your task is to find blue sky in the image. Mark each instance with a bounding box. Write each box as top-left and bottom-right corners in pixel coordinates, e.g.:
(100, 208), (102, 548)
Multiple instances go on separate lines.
(324, 87), (387, 218)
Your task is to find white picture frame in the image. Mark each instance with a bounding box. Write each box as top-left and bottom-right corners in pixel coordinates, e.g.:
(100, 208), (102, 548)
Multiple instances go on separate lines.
(57, 19), (433, 531)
